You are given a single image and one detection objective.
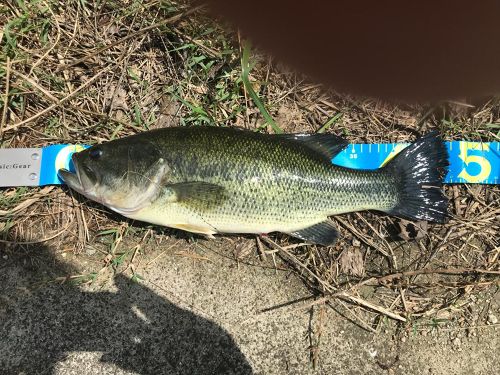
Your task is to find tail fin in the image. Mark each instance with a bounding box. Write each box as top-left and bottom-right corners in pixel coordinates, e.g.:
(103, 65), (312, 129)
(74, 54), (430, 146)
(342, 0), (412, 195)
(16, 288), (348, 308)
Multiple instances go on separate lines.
(385, 132), (449, 223)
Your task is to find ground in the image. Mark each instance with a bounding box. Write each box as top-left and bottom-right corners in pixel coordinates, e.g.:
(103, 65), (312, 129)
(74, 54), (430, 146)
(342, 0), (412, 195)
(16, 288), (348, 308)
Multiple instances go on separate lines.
(1, 237), (499, 374)
(0, 1), (499, 374)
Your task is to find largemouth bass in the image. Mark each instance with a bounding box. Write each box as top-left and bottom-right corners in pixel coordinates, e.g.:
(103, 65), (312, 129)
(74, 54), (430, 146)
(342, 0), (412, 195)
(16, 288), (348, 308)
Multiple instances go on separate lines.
(59, 127), (449, 245)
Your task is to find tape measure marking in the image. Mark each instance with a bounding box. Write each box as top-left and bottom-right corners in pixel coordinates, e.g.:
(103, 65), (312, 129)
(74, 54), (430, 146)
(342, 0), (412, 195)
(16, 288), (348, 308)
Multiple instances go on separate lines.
(332, 141), (500, 184)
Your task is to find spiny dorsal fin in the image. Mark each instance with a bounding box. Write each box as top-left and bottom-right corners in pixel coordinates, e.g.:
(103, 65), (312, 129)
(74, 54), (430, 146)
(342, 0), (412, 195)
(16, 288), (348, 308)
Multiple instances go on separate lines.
(288, 220), (339, 246)
(277, 133), (348, 160)
(168, 182), (227, 208)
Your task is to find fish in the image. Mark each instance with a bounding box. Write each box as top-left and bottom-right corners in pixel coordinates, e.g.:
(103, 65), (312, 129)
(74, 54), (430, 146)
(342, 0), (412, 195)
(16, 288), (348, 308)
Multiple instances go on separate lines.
(58, 126), (449, 246)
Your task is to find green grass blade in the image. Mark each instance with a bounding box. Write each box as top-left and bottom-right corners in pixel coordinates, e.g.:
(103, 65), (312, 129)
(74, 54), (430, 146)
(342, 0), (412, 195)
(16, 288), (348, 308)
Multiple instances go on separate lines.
(241, 41), (282, 134)
(317, 112), (343, 133)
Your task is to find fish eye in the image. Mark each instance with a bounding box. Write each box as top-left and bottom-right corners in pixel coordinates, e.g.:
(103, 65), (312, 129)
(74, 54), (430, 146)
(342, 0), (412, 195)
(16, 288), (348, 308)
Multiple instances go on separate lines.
(89, 147), (103, 160)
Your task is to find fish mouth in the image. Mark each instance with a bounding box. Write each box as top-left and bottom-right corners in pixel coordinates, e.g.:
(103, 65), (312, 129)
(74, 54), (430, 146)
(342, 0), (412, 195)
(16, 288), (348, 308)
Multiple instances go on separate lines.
(59, 166), (151, 215)
(58, 168), (84, 193)
(58, 154), (98, 199)
(59, 152), (165, 216)
(58, 155), (149, 215)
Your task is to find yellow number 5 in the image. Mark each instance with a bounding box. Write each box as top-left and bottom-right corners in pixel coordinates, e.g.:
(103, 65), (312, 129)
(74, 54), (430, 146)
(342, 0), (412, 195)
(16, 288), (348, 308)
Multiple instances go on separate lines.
(458, 142), (491, 183)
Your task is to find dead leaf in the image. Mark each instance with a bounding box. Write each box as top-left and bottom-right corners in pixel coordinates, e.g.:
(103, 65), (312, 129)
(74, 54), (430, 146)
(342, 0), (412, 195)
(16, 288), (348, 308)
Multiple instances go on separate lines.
(394, 219), (428, 241)
(104, 84), (129, 112)
(339, 247), (365, 277)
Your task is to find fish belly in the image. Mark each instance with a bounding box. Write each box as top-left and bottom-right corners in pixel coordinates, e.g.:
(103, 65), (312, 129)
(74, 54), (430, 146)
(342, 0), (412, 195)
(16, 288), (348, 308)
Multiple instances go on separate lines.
(128, 198), (326, 236)
(128, 202), (218, 235)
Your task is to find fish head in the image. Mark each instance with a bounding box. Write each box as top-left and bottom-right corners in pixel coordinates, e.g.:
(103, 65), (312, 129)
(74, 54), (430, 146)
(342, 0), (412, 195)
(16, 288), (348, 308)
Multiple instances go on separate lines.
(59, 139), (167, 215)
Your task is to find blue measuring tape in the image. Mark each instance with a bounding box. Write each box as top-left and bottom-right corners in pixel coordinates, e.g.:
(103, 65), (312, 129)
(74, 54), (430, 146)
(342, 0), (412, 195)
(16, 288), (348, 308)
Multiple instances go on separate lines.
(333, 140), (500, 184)
(0, 141), (499, 187)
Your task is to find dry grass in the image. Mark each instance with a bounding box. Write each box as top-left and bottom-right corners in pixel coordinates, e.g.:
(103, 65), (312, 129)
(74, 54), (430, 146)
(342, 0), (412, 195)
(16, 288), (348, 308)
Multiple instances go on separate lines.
(1, 0), (499, 337)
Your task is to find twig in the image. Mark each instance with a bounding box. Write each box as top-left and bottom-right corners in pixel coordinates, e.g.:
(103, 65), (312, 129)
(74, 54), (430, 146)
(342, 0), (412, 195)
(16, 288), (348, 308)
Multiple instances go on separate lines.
(145, 241), (181, 267)
(259, 235), (407, 322)
(255, 235), (267, 261)
(1, 56), (11, 139)
(0, 198), (40, 217)
(3, 67), (110, 133)
(329, 299), (377, 333)
(0, 186), (54, 216)
(260, 235), (336, 293)
(335, 292), (406, 322)
(378, 267), (500, 283)
(29, 1), (61, 75)
(0, 223), (71, 245)
(296, 264), (500, 314)
(173, 26), (222, 59)
(415, 227), (453, 279)
(309, 303), (326, 369)
(54, 5), (205, 73)
(336, 216), (390, 258)
(11, 68), (60, 103)
(355, 212), (397, 269)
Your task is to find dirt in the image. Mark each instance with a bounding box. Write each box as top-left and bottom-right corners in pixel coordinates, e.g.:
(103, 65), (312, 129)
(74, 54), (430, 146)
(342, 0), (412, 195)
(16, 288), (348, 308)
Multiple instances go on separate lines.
(1, 235), (498, 374)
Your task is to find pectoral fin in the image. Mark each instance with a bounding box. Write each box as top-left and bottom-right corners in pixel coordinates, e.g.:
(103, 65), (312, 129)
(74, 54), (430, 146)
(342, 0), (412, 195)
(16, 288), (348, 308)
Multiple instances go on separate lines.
(168, 182), (227, 210)
(288, 220), (339, 246)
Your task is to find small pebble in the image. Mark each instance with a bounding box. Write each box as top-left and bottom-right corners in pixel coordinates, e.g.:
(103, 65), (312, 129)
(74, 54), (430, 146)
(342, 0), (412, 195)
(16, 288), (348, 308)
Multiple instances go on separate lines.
(487, 314), (498, 324)
(401, 336), (406, 343)
(86, 247), (97, 256)
(452, 337), (461, 347)
(352, 238), (361, 247)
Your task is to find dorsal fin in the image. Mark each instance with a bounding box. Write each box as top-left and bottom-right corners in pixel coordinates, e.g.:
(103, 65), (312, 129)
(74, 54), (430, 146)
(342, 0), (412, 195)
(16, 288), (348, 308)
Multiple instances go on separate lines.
(276, 133), (348, 159)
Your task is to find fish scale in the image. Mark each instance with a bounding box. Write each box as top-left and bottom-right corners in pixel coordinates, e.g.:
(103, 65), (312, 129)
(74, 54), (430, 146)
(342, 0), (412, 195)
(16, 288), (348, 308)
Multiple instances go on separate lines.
(59, 126), (449, 245)
(129, 128), (399, 232)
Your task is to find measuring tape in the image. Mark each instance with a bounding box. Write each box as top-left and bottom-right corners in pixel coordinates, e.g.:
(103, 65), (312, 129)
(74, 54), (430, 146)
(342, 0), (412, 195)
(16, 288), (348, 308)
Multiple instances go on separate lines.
(332, 140), (500, 184)
(0, 141), (499, 187)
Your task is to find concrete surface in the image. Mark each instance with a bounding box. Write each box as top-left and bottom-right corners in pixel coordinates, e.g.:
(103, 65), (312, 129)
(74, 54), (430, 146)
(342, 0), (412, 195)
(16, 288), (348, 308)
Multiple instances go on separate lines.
(0, 238), (498, 374)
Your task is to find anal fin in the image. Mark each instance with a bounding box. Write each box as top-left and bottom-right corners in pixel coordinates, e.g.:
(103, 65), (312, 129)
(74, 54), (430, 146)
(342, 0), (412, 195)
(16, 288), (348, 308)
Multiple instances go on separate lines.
(288, 220), (339, 246)
(169, 223), (216, 236)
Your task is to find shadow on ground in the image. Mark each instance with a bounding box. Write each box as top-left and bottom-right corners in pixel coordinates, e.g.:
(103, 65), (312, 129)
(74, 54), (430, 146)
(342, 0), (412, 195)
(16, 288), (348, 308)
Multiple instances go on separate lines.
(0, 242), (252, 375)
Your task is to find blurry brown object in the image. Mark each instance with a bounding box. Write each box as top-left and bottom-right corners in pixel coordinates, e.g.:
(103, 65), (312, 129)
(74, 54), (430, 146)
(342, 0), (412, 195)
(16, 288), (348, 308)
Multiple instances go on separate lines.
(202, 1), (500, 102)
